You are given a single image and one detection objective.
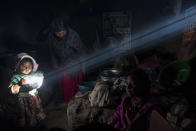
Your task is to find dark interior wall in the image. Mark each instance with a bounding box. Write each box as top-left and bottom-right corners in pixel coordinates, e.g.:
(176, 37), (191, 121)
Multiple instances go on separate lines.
(0, 0), (78, 53)
(0, 0), (195, 56)
(71, 16), (100, 52)
(0, 0), (171, 53)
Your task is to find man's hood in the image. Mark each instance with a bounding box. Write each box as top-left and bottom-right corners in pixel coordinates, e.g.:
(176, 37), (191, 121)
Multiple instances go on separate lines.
(49, 18), (68, 33)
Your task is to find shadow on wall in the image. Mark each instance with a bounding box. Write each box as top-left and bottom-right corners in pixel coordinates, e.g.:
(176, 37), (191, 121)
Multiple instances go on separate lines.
(1, 33), (37, 53)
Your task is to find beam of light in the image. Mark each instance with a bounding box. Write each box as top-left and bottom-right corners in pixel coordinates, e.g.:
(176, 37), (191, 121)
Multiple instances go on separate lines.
(45, 5), (196, 83)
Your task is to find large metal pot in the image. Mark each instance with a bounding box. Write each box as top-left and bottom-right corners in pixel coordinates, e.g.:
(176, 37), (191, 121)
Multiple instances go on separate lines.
(100, 69), (120, 83)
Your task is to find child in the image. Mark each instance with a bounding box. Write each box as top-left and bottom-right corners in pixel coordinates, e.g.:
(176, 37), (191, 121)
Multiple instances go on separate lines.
(8, 53), (46, 128)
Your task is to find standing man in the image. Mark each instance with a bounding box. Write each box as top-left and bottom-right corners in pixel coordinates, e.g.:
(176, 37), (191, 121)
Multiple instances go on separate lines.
(44, 17), (86, 104)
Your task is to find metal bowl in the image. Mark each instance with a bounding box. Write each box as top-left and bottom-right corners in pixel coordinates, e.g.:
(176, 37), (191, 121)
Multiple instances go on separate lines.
(100, 69), (120, 82)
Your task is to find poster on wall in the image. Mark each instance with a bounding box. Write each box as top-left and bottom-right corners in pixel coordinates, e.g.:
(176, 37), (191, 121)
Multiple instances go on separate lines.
(102, 11), (132, 50)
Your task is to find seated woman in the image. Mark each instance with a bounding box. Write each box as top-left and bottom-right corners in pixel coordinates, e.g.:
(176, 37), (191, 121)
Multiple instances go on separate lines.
(108, 69), (163, 131)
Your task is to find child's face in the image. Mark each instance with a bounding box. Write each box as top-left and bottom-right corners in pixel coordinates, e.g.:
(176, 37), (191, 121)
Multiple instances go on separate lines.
(20, 61), (33, 74)
(126, 76), (135, 97)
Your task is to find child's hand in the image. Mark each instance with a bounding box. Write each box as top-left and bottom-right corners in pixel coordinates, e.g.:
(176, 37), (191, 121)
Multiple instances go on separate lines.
(29, 89), (37, 96)
(20, 78), (26, 85)
(12, 84), (20, 94)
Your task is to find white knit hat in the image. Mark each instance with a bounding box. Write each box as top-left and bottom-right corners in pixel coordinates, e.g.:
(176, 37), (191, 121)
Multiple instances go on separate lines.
(14, 52), (39, 72)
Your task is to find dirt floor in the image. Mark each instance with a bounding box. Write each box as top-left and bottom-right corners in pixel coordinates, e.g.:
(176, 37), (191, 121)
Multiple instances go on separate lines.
(40, 101), (68, 131)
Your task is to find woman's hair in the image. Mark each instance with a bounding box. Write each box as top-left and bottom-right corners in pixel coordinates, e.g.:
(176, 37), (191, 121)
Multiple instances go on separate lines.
(17, 58), (33, 73)
(130, 69), (151, 98)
